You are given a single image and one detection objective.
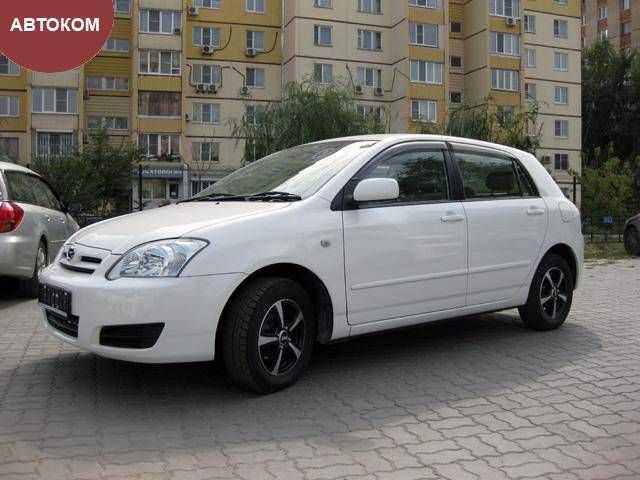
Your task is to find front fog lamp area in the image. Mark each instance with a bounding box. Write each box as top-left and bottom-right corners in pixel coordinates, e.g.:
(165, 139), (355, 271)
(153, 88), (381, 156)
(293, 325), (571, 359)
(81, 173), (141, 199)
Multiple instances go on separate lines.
(107, 239), (208, 279)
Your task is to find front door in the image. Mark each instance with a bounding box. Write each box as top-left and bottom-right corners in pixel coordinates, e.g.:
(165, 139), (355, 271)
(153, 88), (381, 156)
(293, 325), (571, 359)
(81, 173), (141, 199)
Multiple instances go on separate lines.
(343, 143), (468, 325)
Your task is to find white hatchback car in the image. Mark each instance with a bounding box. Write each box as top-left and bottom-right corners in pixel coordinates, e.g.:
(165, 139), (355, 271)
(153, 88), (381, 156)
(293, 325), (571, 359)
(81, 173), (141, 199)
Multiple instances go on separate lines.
(40, 135), (583, 393)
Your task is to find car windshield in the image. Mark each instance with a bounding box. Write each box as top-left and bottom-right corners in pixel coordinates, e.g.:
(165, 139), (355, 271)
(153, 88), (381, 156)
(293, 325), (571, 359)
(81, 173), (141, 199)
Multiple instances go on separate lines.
(193, 140), (377, 200)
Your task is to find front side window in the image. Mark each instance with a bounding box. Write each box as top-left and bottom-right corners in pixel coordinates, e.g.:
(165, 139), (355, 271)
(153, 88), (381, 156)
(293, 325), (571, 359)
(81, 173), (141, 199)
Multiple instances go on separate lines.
(314, 63), (333, 84)
(490, 0), (520, 17)
(454, 150), (523, 199)
(0, 55), (20, 75)
(246, 68), (265, 88)
(246, 0), (265, 13)
(411, 99), (437, 122)
(491, 68), (519, 91)
(554, 52), (568, 71)
(490, 32), (520, 56)
(139, 134), (180, 158)
(246, 31), (265, 50)
(314, 25), (332, 46)
(32, 88), (78, 113)
(193, 64), (222, 84)
(357, 67), (383, 88)
(410, 60), (443, 84)
(36, 132), (74, 157)
(358, 0), (382, 13)
(139, 50), (181, 75)
(139, 9), (181, 34)
(138, 92), (181, 117)
(357, 29), (382, 50)
(410, 22), (438, 47)
(193, 27), (221, 46)
(0, 96), (19, 117)
(363, 149), (449, 204)
(554, 19), (568, 38)
(192, 103), (221, 123)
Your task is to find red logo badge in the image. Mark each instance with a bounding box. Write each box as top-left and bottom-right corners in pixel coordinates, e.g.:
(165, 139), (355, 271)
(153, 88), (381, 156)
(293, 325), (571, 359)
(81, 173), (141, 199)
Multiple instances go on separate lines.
(0, 0), (114, 73)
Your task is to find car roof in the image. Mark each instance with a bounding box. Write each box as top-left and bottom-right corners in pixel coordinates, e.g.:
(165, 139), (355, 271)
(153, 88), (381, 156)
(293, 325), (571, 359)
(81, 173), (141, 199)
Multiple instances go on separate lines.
(0, 161), (35, 174)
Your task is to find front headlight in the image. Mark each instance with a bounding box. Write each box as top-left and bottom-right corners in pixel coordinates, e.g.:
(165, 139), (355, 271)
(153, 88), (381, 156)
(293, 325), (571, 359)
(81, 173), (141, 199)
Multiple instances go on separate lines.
(107, 239), (208, 280)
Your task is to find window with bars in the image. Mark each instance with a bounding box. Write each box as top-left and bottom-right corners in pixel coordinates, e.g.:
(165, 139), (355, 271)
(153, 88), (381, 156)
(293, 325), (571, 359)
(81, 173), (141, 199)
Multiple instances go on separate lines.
(36, 132), (74, 158)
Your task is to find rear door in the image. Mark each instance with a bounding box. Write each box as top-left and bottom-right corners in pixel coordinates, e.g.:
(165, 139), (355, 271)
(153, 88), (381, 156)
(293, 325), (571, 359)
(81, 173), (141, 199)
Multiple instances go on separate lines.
(451, 145), (548, 305)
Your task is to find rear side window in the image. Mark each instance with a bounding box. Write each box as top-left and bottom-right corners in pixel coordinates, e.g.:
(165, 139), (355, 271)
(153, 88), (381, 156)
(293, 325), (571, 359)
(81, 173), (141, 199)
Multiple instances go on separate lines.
(363, 149), (450, 204)
(4, 171), (38, 205)
(454, 150), (525, 199)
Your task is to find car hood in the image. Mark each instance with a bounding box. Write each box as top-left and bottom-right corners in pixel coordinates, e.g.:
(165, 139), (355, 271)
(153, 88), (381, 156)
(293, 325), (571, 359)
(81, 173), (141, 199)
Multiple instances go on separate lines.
(71, 202), (290, 254)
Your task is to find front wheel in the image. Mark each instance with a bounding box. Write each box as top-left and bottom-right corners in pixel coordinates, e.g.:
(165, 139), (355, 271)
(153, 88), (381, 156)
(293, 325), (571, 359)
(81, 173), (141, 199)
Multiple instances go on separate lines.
(624, 228), (640, 256)
(519, 254), (574, 331)
(222, 277), (315, 393)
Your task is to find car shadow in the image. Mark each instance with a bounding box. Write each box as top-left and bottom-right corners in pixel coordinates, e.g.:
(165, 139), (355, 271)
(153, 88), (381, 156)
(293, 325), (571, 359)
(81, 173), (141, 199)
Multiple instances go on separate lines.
(0, 309), (602, 459)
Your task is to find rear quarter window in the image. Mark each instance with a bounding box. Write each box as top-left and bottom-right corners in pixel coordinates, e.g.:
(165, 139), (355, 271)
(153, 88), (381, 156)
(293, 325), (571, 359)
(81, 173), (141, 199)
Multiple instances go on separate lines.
(454, 150), (526, 199)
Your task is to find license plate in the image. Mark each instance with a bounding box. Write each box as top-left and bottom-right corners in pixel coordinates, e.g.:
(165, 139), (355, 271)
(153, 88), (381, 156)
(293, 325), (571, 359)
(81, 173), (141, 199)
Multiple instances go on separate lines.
(39, 284), (72, 315)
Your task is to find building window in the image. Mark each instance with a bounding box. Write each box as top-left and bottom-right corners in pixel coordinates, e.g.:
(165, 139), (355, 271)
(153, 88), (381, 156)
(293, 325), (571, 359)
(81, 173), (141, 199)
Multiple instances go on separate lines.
(141, 179), (167, 200)
(554, 86), (568, 104)
(314, 63), (333, 84)
(554, 153), (568, 170)
(409, 0), (437, 9)
(599, 28), (608, 40)
(192, 180), (216, 196)
(138, 92), (181, 117)
(0, 138), (19, 162)
(246, 31), (265, 50)
(194, 0), (221, 7)
(192, 103), (220, 123)
(314, 0), (332, 7)
(621, 22), (631, 35)
(314, 25), (332, 46)
(113, 0), (130, 13)
(524, 82), (536, 100)
(36, 133), (74, 158)
(450, 21), (462, 33)
(491, 69), (519, 91)
(450, 56), (462, 68)
(356, 67), (383, 87)
(411, 99), (437, 122)
(554, 52), (568, 71)
(193, 64), (221, 84)
(87, 116), (129, 130)
(0, 56), (20, 76)
(450, 91), (462, 103)
(0, 96), (19, 117)
(104, 38), (130, 52)
(139, 134), (180, 158)
(554, 0), (567, 4)
(490, 0), (519, 18)
(193, 27), (221, 47)
(139, 50), (181, 75)
(245, 105), (266, 125)
(410, 60), (443, 84)
(246, 0), (265, 13)
(554, 119), (569, 138)
(246, 68), (265, 87)
(622, 0), (630, 11)
(358, 0), (382, 13)
(357, 29), (382, 50)
(357, 105), (382, 120)
(192, 142), (220, 162)
(524, 14), (535, 33)
(524, 48), (536, 67)
(554, 19), (568, 38)
(409, 22), (438, 47)
(497, 106), (515, 125)
(87, 76), (129, 91)
(139, 10), (182, 34)
(597, 5), (607, 20)
(490, 32), (520, 56)
(32, 88), (77, 114)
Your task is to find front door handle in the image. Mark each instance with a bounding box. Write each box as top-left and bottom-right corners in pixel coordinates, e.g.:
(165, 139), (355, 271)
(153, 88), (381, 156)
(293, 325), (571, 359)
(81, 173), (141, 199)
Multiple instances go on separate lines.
(527, 207), (546, 216)
(441, 214), (465, 223)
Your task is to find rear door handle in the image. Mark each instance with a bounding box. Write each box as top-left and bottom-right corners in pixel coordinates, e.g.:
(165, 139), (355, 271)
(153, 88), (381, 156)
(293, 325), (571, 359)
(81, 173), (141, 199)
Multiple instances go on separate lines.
(527, 207), (546, 216)
(441, 214), (465, 223)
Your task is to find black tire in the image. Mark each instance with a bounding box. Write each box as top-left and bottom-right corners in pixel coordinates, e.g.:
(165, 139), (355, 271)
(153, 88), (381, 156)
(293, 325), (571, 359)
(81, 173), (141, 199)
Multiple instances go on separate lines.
(20, 241), (47, 298)
(222, 277), (315, 393)
(519, 254), (574, 331)
(624, 228), (640, 256)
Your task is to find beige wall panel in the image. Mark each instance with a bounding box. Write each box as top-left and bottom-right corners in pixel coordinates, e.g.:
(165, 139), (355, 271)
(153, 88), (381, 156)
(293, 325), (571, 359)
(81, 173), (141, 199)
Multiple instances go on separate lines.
(31, 114), (78, 131)
(137, 117), (182, 133)
(464, 32), (488, 72)
(31, 70), (80, 88)
(138, 33), (183, 51)
(139, 0), (182, 10)
(463, 0), (489, 38)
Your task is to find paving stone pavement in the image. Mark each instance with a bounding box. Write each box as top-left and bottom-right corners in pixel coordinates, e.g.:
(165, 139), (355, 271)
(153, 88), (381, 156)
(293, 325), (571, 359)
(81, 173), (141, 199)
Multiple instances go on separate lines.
(0, 260), (639, 480)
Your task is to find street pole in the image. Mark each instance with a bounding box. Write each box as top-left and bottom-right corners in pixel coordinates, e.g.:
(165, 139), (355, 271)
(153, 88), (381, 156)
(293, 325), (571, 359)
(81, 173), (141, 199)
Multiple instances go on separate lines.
(138, 164), (143, 212)
(573, 175), (577, 205)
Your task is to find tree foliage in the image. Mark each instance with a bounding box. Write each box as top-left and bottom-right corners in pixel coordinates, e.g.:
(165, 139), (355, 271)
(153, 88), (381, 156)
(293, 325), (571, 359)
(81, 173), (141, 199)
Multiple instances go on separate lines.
(230, 80), (388, 163)
(32, 128), (137, 216)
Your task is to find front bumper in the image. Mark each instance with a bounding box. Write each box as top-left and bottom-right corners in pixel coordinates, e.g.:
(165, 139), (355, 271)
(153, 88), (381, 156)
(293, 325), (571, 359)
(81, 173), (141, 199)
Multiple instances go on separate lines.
(39, 261), (247, 363)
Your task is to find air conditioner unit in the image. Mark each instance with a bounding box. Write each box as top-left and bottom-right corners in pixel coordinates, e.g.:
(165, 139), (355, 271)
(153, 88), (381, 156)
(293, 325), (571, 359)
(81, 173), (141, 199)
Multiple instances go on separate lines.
(541, 155), (551, 165)
(505, 17), (517, 26)
(202, 45), (214, 55)
(240, 85), (250, 95)
(174, 27), (182, 35)
(185, 113), (192, 122)
(354, 85), (364, 95)
(188, 5), (199, 15)
(196, 83), (207, 93)
(374, 87), (384, 96)
(208, 84), (218, 94)
(245, 48), (257, 57)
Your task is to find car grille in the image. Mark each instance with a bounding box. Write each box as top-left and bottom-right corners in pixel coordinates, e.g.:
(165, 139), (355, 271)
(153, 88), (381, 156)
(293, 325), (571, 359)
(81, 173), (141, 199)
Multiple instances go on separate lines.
(59, 244), (109, 275)
(46, 310), (79, 338)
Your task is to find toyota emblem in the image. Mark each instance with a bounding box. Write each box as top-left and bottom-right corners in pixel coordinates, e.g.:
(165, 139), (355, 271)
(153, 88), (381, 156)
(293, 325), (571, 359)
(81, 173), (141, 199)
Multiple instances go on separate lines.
(65, 245), (76, 261)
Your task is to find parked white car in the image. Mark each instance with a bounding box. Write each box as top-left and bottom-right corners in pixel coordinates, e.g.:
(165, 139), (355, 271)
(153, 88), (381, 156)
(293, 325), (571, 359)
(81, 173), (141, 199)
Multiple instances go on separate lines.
(39, 135), (583, 393)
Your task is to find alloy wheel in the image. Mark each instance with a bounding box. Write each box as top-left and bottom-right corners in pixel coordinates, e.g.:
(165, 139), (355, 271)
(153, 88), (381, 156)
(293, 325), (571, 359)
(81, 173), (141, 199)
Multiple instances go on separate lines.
(36, 247), (47, 278)
(257, 299), (305, 376)
(539, 267), (568, 319)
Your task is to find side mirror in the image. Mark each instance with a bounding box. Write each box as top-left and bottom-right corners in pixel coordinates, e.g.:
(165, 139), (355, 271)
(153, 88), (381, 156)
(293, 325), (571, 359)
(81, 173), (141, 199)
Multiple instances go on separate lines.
(353, 178), (400, 203)
(66, 203), (81, 215)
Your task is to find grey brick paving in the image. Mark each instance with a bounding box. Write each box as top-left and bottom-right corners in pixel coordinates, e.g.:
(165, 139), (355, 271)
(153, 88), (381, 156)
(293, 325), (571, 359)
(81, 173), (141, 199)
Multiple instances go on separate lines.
(0, 260), (639, 479)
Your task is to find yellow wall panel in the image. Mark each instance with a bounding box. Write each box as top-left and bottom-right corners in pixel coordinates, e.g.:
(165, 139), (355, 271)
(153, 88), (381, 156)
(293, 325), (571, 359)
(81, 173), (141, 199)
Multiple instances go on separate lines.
(138, 117), (182, 133)
(85, 58), (132, 77)
(138, 75), (182, 92)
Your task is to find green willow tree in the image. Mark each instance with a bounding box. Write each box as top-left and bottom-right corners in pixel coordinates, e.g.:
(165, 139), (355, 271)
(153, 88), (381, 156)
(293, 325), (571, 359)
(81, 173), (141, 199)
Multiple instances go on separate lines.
(230, 80), (388, 163)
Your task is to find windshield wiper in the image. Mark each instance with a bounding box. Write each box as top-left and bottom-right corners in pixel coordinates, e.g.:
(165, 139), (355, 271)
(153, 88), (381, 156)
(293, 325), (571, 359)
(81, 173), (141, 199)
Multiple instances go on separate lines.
(180, 193), (247, 203)
(246, 191), (302, 202)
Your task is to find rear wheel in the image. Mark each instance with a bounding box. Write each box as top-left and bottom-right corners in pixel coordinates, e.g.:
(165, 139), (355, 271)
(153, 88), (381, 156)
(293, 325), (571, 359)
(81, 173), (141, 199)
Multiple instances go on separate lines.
(222, 277), (315, 393)
(624, 228), (640, 256)
(519, 254), (573, 331)
(20, 241), (47, 298)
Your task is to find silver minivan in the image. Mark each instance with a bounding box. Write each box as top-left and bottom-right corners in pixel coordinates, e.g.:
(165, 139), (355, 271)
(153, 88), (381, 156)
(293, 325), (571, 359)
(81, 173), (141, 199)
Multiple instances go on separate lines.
(0, 161), (78, 296)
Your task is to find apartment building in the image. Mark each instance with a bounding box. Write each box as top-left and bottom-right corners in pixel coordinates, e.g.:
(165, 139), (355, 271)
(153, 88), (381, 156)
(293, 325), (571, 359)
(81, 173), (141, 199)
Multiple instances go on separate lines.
(582, 0), (639, 51)
(0, 0), (582, 206)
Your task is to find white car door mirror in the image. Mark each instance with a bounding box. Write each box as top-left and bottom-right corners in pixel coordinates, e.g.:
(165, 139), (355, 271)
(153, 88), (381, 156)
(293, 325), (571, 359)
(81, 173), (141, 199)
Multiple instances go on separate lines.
(353, 178), (400, 203)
